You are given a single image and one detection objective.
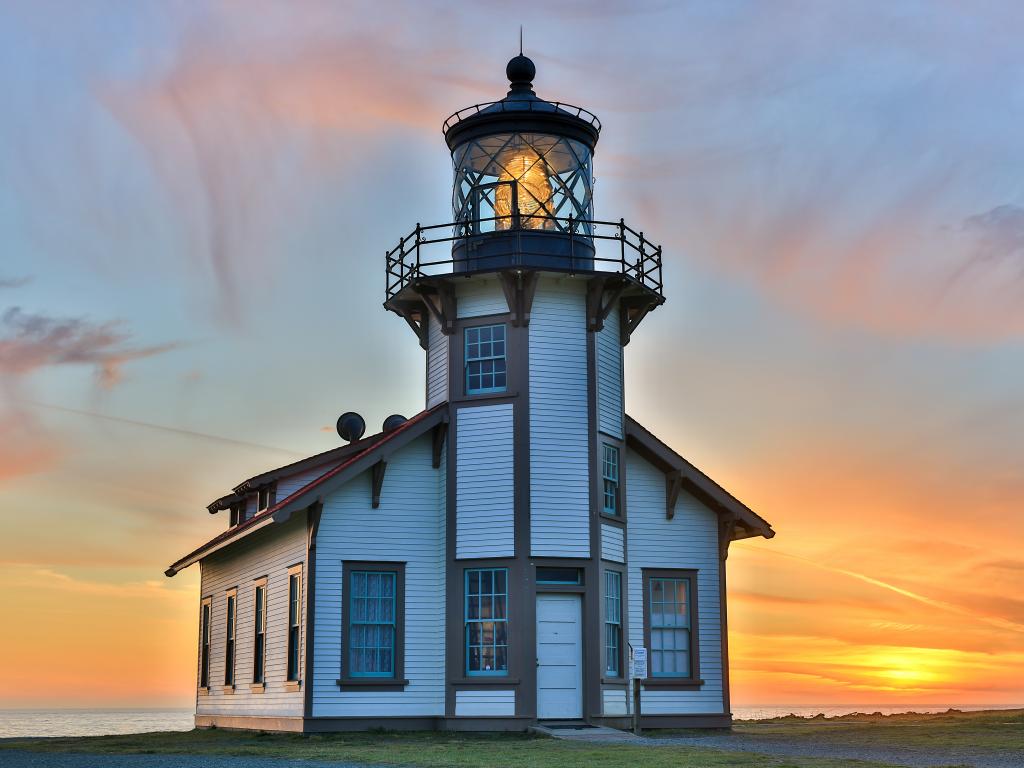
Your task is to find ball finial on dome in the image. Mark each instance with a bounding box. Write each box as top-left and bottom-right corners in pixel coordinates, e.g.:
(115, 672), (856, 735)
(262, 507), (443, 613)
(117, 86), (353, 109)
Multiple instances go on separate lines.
(506, 54), (536, 91)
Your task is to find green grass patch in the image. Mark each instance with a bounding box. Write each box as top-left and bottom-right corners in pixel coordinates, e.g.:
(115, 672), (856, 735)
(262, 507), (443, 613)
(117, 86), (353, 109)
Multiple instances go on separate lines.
(725, 708), (1024, 752)
(2, 727), (900, 768)
(3, 710), (1021, 768)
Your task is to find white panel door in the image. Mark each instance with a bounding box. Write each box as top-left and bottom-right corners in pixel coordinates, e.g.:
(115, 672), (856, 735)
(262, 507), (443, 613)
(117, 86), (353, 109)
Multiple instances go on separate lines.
(536, 594), (583, 719)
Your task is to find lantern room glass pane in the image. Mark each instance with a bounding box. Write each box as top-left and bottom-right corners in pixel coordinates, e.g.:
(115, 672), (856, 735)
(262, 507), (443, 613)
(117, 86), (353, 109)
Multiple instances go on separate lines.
(453, 133), (593, 235)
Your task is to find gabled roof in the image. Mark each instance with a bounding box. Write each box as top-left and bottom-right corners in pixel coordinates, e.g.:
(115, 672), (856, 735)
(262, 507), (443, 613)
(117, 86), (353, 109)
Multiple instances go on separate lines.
(166, 404), (449, 577)
(206, 431), (393, 513)
(624, 414), (774, 541)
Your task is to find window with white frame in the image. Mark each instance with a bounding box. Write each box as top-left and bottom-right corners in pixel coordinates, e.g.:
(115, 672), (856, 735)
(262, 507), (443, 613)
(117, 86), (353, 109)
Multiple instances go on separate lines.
(257, 486), (273, 512)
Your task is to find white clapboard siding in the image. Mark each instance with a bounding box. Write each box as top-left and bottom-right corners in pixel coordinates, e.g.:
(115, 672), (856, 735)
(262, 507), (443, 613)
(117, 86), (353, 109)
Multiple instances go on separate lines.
(197, 515), (307, 717)
(530, 278), (590, 557)
(312, 434), (445, 717)
(602, 687), (628, 715)
(276, 464), (331, 500)
(426, 314), (449, 408)
(455, 689), (516, 716)
(596, 304), (623, 439)
(456, 404), (515, 559)
(625, 449), (725, 715)
(457, 278), (508, 318)
(601, 523), (625, 563)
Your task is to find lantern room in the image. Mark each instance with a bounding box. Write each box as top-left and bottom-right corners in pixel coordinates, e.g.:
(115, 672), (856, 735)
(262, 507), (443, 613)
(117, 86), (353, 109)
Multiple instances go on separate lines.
(384, 54), (665, 349)
(443, 54), (600, 271)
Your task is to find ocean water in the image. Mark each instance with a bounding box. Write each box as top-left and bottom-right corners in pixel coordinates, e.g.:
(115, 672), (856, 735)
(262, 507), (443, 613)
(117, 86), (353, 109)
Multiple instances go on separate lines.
(732, 704), (1013, 721)
(0, 709), (194, 739)
(0, 705), (1015, 738)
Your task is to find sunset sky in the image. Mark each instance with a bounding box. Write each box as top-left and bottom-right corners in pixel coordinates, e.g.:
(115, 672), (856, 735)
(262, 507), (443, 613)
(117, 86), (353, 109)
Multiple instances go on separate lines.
(1, 0), (1022, 710)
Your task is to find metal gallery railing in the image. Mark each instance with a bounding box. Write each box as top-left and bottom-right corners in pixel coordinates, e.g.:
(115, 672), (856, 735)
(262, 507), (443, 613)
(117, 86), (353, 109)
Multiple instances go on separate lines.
(443, 99), (602, 135)
(385, 214), (662, 302)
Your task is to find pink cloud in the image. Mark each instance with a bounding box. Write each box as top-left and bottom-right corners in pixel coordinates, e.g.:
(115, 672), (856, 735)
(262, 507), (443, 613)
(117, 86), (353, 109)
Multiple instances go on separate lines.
(0, 307), (177, 388)
(99, 11), (480, 325)
(0, 307), (178, 482)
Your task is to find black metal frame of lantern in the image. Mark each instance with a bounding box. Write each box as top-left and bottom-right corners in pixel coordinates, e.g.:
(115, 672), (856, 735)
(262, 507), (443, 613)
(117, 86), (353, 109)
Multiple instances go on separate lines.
(383, 53), (666, 347)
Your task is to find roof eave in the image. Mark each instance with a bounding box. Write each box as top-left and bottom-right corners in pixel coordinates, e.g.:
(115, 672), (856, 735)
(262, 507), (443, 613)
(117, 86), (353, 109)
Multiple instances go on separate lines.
(623, 414), (775, 540)
(165, 513), (278, 577)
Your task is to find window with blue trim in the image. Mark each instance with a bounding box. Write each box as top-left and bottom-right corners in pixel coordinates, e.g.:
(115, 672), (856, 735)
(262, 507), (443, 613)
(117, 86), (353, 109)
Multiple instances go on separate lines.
(649, 577), (692, 677)
(605, 571), (622, 676)
(348, 570), (397, 677)
(465, 568), (508, 675)
(602, 444), (620, 515)
(465, 324), (507, 394)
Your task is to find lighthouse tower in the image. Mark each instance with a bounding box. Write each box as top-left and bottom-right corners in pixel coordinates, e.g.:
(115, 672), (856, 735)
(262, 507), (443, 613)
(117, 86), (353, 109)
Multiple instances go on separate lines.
(170, 52), (773, 734)
(385, 54), (665, 720)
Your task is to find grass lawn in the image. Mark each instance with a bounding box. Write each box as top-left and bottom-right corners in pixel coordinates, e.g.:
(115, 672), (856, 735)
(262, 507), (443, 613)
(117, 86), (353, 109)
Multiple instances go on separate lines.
(2, 709), (1021, 768)
(727, 708), (1024, 752)
(1, 728), (900, 768)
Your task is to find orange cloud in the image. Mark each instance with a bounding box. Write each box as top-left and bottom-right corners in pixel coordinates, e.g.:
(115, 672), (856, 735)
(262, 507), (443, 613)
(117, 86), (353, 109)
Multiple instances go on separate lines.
(100, 9), (481, 325)
(0, 307), (177, 388)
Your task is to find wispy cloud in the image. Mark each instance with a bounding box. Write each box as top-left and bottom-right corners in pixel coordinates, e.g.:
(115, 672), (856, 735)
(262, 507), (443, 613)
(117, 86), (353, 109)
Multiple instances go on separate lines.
(0, 307), (177, 388)
(0, 276), (32, 289)
(0, 307), (179, 482)
(24, 400), (302, 457)
(958, 204), (1024, 279)
(100, 3), (474, 324)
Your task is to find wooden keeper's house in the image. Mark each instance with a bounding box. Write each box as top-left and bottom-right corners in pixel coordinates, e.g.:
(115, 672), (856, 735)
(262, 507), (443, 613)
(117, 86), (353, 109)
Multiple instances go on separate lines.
(166, 54), (775, 733)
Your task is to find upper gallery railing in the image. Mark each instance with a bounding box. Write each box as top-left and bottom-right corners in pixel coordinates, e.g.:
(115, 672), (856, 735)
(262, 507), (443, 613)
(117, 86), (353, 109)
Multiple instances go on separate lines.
(384, 214), (663, 303)
(442, 100), (602, 135)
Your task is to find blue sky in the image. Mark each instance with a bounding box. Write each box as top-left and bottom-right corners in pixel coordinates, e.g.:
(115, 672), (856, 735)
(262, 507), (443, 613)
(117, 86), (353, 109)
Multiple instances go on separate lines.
(0, 0), (1022, 707)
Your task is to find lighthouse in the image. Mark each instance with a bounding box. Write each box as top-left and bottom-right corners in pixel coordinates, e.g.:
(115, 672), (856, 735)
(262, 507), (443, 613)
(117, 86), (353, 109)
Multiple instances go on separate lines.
(167, 54), (774, 732)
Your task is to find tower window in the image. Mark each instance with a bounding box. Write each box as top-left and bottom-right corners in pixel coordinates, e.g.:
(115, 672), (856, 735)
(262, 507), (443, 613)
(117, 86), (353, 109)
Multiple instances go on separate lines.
(465, 568), (508, 675)
(605, 571), (622, 677)
(465, 324), (507, 395)
(602, 444), (620, 515)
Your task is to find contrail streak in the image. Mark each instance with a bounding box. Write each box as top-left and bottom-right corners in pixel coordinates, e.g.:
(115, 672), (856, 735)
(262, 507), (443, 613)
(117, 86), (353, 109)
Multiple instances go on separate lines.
(21, 401), (304, 457)
(743, 545), (1024, 634)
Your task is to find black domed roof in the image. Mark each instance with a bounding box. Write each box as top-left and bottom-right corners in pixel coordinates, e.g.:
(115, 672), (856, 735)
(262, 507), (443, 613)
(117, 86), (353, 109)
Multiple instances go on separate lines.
(443, 55), (601, 151)
(505, 54), (536, 90)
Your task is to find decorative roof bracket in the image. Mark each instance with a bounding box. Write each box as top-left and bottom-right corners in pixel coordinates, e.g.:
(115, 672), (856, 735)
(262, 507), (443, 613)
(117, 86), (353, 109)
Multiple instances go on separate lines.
(499, 270), (539, 327)
(370, 459), (388, 509)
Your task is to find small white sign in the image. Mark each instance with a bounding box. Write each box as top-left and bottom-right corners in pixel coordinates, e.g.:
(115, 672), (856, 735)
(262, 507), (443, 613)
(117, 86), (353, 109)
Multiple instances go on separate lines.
(631, 647), (648, 679)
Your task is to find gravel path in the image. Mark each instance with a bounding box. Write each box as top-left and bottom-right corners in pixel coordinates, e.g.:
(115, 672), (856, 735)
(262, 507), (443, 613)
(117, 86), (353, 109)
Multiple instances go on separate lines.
(0, 752), (379, 768)
(631, 732), (1023, 768)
